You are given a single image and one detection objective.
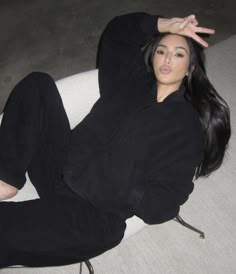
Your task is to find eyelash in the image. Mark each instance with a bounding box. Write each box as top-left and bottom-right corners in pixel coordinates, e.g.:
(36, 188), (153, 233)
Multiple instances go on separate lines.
(156, 50), (185, 58)
(175, 53), (184, 58)
(156, 50), (165, 55)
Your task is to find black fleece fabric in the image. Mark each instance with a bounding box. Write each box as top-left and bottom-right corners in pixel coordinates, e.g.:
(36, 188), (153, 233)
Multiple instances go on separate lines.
(63, 13), (204, 224)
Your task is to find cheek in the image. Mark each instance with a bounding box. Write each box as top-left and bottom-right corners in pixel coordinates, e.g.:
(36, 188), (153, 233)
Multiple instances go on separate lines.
(152, 55), (162, 76)
(174, 59), (190, 76)
(152, 54), (162, 68)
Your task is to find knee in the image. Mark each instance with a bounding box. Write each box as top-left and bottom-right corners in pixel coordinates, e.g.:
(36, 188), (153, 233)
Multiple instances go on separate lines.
(24, 72), (54, 84)
(11, 72), (56, 99)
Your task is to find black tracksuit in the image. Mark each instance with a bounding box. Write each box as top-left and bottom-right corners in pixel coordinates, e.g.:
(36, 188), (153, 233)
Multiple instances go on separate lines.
(0, 13), (204, 267)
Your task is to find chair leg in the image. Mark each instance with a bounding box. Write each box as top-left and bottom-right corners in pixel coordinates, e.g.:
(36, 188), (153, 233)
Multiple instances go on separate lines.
(6, 261), (94, 273)
(174, 214), (205, 239)
(80, 260), (94, 274)
(80, 262), (83, 274)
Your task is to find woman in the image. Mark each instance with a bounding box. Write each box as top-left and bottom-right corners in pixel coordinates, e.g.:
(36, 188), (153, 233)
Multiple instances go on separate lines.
(0, 12), (230, 267)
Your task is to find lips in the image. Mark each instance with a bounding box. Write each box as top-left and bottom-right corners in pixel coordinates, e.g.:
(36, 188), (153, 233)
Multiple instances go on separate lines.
(160, 65), (172, 74)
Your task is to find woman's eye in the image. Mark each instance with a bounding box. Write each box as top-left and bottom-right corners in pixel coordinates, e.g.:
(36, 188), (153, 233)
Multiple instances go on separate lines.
(156, 50), (165, 55)
(175, 53), (184, 58)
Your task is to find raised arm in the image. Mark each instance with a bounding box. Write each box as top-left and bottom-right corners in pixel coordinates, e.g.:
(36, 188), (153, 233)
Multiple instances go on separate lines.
(97, 12), (215, 98)
(97, 12), (159, 97)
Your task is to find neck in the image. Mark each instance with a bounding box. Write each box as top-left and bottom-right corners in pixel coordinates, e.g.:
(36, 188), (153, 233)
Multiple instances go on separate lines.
(157, 83), (181, 102)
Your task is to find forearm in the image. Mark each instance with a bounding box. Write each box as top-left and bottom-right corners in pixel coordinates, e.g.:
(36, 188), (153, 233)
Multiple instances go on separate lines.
(101, 12), (159, 47)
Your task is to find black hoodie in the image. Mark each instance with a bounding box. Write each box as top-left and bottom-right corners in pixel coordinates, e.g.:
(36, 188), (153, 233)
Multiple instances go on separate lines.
(63, 13), (204, 224)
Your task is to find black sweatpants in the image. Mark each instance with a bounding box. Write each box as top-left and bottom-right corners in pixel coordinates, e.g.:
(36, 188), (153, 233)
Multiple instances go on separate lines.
(0, 72), (126, 268)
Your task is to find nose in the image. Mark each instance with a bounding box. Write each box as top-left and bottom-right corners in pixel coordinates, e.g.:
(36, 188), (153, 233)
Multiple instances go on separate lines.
(164, 53), (172, 64)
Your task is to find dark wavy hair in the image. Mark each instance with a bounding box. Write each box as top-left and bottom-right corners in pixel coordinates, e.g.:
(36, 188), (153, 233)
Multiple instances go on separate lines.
(143, 33), (231, 178)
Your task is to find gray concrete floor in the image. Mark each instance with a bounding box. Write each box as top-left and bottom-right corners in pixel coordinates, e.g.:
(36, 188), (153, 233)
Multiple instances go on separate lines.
(0, 0), (235, 112)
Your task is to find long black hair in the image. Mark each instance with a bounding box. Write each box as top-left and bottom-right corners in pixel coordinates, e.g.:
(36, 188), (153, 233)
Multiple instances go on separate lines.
(143, 33), (231, 178)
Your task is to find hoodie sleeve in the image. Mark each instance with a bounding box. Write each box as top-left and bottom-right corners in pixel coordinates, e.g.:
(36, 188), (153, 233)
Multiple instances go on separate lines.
(97, 12), (160, 97)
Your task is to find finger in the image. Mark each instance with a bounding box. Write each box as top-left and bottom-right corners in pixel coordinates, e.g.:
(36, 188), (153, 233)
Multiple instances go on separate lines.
(191, 18), (198, 26)
(190, 19), (198, 26)
(195, 26), (215, 34)
(185, 14), (198, 26)
(191, 33), (209, 47)
(185, 14), (196, 22)
(185, 14), (196, 20)
(179, 19), (190, 30)
(193, 20), (198, 26)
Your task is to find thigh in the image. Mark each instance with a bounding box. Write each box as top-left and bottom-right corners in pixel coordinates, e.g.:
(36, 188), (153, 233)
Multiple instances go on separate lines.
(0, 72), (71, 193)
(0, 196), (126, 267)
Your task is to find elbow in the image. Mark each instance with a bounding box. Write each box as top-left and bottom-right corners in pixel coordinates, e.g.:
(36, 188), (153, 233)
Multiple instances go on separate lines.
(136, 202), (180, 225)
(176, 181), (194, 206)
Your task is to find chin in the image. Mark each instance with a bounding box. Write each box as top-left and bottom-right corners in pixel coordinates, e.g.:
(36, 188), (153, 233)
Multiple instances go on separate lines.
(156, 76), (184, 86)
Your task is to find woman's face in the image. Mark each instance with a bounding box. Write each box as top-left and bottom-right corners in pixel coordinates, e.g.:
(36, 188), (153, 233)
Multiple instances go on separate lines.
(152, 34), (190, 90)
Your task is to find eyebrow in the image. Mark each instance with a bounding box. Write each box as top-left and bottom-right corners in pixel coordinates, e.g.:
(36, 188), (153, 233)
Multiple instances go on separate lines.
(157, 44), (189, 54)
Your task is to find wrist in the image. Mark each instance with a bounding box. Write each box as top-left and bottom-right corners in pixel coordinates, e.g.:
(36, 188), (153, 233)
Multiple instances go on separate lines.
(157, 17), (170, 33)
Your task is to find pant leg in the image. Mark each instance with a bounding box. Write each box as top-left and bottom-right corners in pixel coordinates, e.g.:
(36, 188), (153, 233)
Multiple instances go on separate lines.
(0, 72), (126, 267)
(0, 72), (71, 197)
(0, 195), (126, 267)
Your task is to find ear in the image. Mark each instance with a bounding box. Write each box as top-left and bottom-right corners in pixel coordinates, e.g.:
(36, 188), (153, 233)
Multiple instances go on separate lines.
(186, 64), (195, 76)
